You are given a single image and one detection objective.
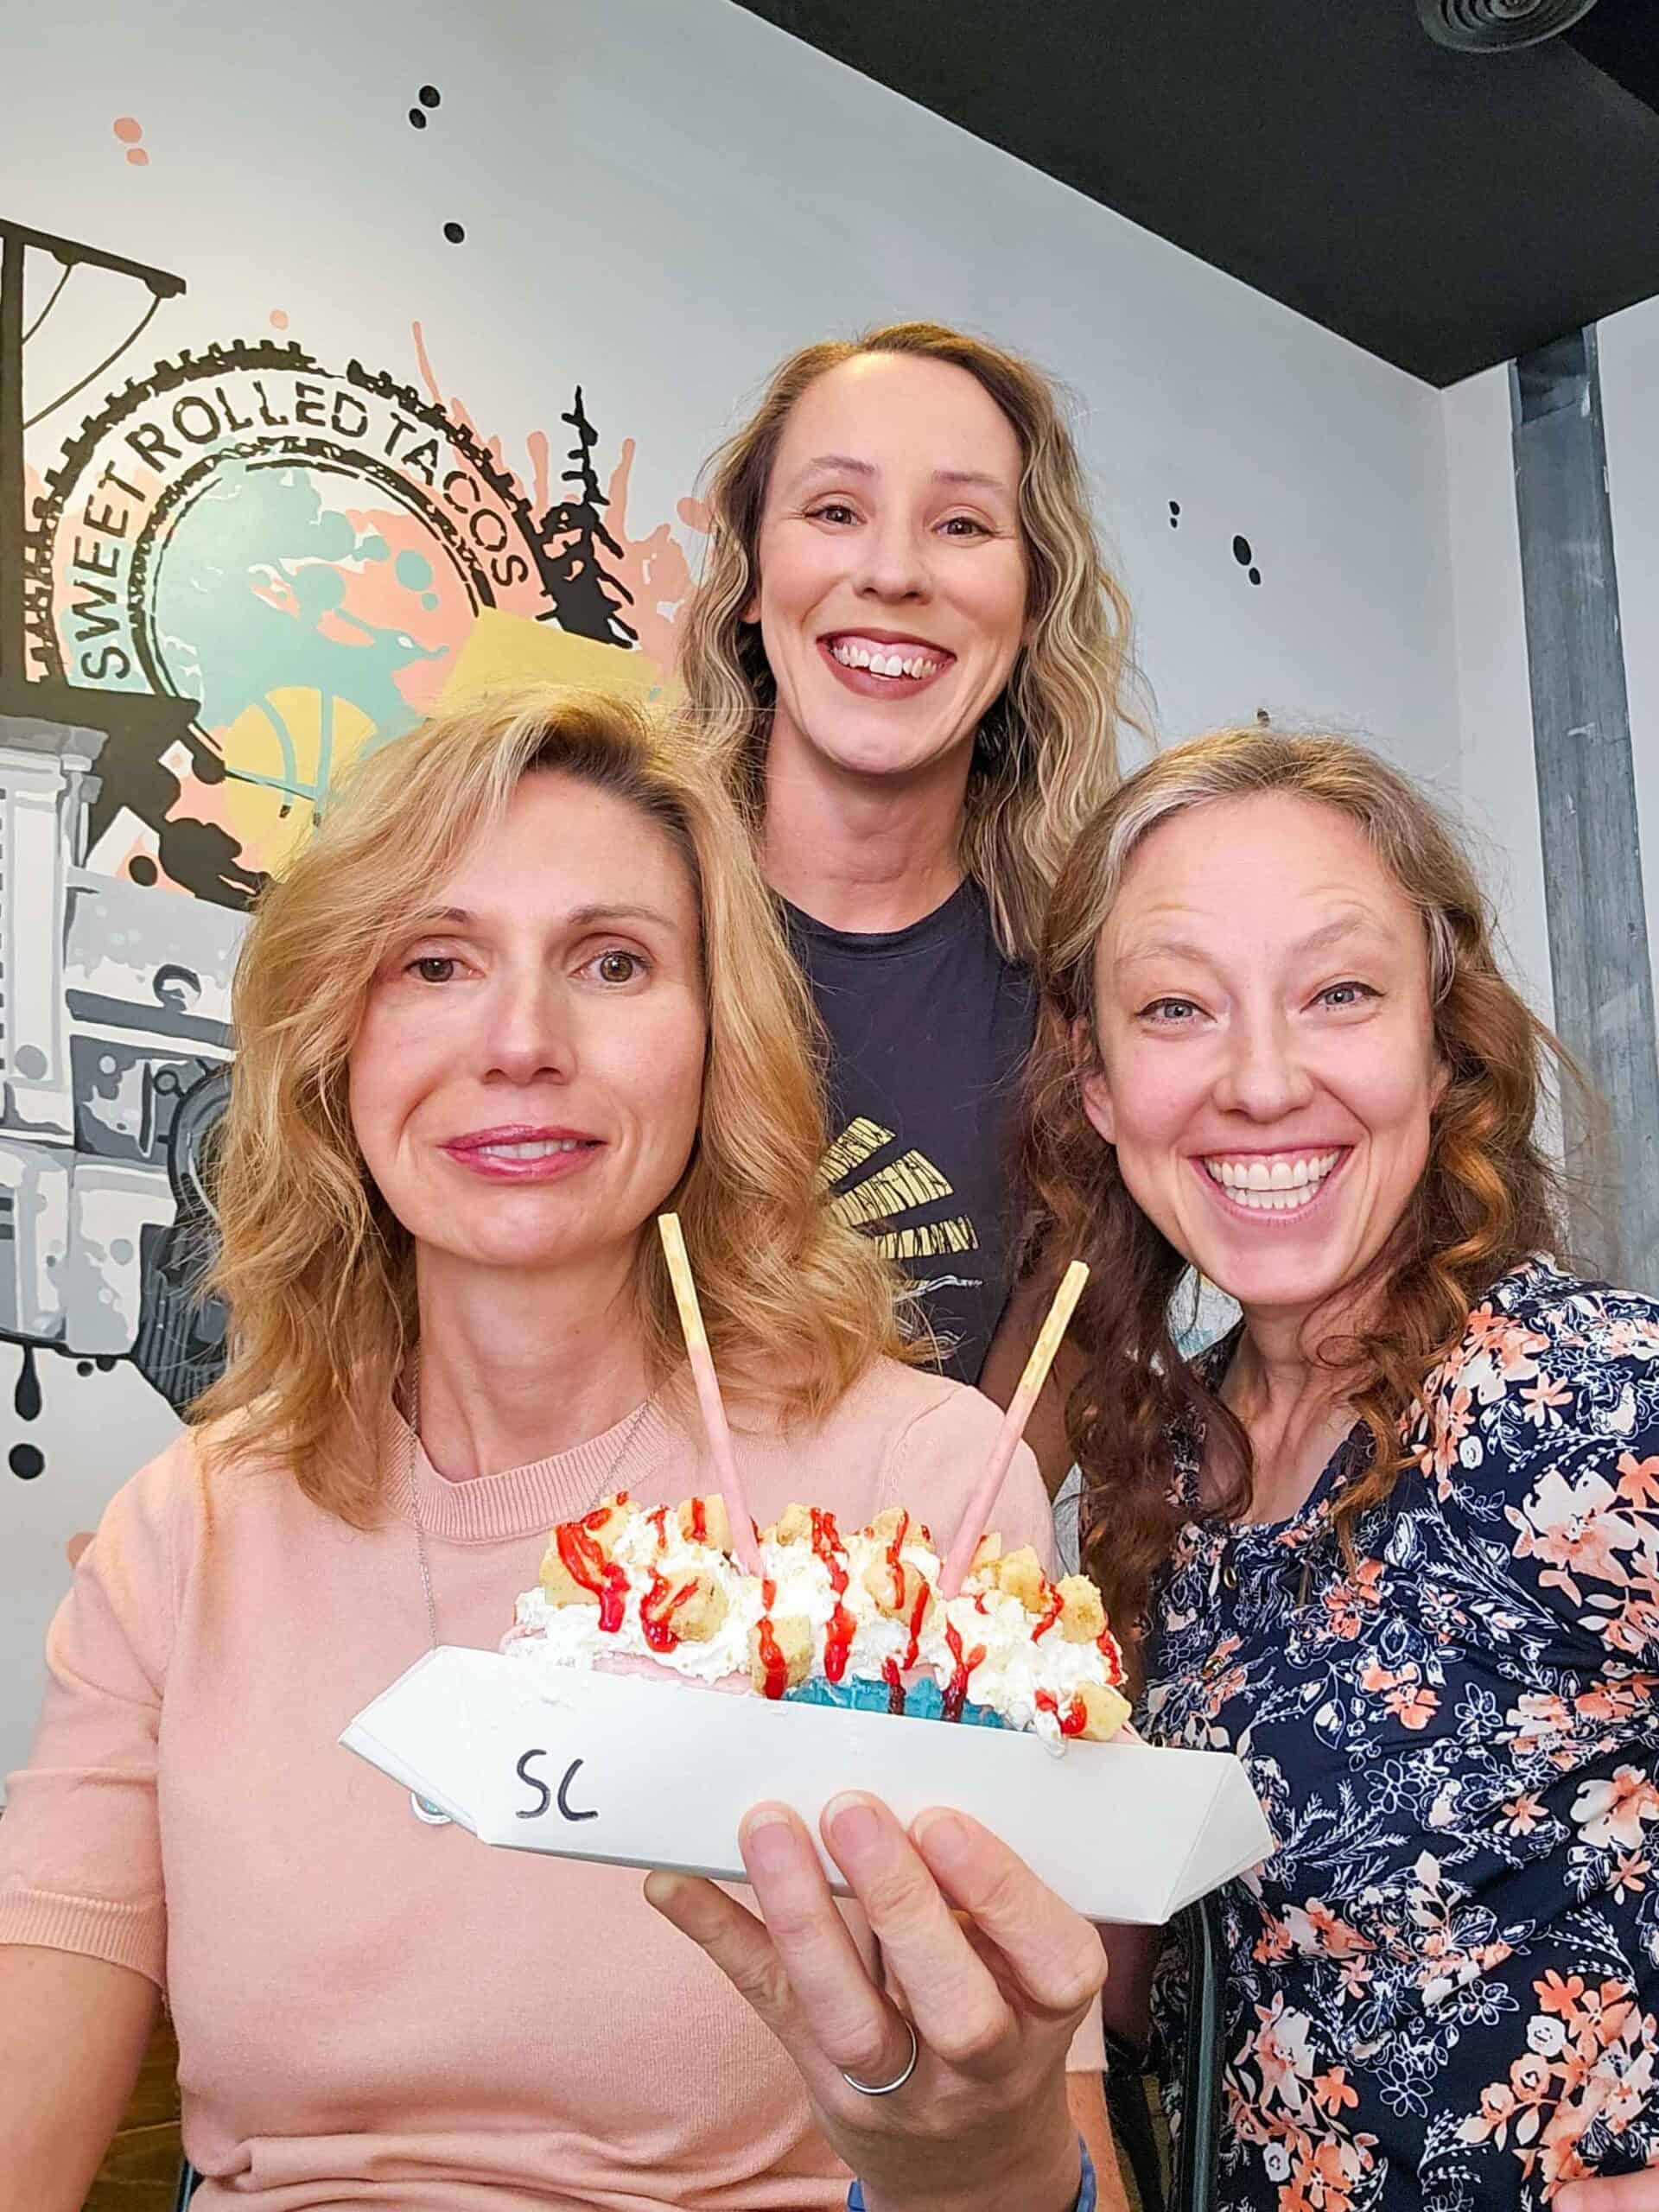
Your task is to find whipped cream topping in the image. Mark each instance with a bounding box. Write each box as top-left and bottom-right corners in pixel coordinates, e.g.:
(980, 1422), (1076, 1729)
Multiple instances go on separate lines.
(505, 1497), (1128, 1747)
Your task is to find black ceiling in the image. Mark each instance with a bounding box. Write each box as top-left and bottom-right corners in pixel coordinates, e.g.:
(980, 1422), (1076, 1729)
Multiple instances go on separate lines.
(734, 0), (1659, 388)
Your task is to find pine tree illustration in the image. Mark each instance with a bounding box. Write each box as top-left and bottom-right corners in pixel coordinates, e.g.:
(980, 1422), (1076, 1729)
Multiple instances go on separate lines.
(538, 386), (638, 646)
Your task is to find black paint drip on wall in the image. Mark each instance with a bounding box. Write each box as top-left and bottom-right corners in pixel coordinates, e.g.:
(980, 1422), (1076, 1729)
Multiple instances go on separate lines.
(10, 1345), (45, 1478)
(15, 1343), (41, 1422)
(1233, 533), (1262, 587)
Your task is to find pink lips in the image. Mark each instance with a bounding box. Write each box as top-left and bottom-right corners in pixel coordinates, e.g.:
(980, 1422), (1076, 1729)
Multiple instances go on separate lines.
(441, 1125), (603, 1184)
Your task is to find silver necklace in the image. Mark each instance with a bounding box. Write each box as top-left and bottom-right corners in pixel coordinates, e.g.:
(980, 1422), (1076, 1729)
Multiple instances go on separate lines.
(401, 1348), (656, 1826)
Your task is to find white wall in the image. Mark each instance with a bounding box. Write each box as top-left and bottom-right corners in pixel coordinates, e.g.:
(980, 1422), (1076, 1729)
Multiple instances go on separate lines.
(0, 0), (1464, 1777)
(1440, 366), (1554, 1020)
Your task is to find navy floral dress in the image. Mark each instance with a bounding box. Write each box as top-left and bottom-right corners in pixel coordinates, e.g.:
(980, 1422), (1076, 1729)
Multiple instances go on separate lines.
(1142, 1259), (1659, 2209)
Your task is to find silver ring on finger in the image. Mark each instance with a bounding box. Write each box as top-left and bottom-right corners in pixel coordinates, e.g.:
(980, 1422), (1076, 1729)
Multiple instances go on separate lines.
(840, 2019), (919, 2098)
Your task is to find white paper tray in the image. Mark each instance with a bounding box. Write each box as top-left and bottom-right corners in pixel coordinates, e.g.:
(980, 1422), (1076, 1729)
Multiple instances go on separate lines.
(340, 1646), (1272, 1925)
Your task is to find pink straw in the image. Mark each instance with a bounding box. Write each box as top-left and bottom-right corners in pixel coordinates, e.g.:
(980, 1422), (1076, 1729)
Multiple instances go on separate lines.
(656, 1213), (762, 1574)
(939, 1260), (1090, 1597)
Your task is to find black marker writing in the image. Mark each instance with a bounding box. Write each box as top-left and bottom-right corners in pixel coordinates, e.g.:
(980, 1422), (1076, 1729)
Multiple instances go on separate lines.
(515, 1747), (551, 1818)
(514, 1749), (600, 1823)
(556, 1758), (599, 1823)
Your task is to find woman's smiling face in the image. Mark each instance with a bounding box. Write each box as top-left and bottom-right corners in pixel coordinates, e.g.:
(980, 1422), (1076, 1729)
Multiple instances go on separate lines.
(748, 352), (1030, 788)
(347, 771), (708, 1295)
(1081, 791), (1448, 1336)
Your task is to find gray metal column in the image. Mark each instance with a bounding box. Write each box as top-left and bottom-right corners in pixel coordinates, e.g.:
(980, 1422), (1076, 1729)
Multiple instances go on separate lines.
(1510, 326), (1659, 1291)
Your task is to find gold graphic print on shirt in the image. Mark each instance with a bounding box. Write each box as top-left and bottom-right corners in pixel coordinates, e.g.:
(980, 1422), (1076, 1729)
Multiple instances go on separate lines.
(820, 1116), (980, 1263)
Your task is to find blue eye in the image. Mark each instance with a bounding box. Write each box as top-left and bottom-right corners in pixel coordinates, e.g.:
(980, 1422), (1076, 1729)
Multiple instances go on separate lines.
(1319, 982), (1377, 1010)
(1142, 997), (1200, 1025)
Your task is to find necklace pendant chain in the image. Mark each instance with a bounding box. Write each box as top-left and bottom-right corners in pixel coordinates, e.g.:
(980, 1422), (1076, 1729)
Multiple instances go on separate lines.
(401, 1348), (655, 1827)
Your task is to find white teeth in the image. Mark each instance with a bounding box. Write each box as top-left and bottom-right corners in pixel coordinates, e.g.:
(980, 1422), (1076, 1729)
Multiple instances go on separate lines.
(830, 640), (942, 680)
(476, 1139), (584, 1160)
(1202, 1152), (1339, 1212)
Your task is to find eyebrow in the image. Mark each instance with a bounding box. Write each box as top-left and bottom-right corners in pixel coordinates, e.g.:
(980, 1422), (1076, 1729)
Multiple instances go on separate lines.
(788, 453), (1015, 497)
(1114, 912), (1393, 970)
(404, 902), (677, 933)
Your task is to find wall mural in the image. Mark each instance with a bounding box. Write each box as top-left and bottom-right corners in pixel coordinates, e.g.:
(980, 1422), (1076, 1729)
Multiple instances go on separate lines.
(0, 207), (699, 1479)
(1, 200), (1263, 1500)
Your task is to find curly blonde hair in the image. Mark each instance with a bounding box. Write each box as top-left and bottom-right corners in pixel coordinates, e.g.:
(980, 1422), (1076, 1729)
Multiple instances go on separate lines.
(676, 320), (1143, 962)
(1022, 728), (1580, 1644)
(194, 683), (910, 1525)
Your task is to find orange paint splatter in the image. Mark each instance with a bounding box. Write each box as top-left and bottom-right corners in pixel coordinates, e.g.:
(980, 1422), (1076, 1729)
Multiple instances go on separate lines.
(113, 117), (143, 143)
(270, 309), (289, 329)
(527, 428), (551, 516)
(606, 439), (703, 667)
(126, 148), (149, 167)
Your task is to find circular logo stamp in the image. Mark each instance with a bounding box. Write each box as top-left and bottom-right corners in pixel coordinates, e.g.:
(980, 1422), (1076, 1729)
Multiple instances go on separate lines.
(27, 339), (629, 875)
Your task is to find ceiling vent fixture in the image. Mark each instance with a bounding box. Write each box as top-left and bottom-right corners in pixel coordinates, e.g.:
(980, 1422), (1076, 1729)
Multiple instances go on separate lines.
(1417, 0), (1603, 49)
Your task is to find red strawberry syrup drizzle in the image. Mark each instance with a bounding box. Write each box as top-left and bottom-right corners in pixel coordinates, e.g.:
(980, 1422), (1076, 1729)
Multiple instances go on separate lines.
(555, 1518), (629, 1634)
(640, 1570), (700, 1654)
(941, 1620), (988, 1723)
(756, 1575), (788, 1699)
(1033, 1688), (1089, 1738)
(809, 1509), (856, 1685)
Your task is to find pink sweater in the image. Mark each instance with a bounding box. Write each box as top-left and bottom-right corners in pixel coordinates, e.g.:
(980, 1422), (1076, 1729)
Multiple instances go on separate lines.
(0, 1359), (1094, 2209)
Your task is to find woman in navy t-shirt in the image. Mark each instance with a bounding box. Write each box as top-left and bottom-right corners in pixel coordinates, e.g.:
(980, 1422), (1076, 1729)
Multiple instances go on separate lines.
(678, 321), (1139, 1416)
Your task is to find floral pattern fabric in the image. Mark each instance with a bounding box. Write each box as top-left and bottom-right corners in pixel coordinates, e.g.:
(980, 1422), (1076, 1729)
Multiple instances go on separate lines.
(1142, 1260), (1659, 2209)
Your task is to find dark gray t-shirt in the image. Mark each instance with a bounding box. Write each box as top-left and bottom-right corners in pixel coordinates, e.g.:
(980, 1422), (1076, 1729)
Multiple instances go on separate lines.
(782, 880), (1039, 1383)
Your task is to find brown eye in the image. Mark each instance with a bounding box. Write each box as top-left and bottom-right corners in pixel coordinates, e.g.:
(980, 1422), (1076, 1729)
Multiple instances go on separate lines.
(596, 950), (640, 984)
(411, 957), (454, 983)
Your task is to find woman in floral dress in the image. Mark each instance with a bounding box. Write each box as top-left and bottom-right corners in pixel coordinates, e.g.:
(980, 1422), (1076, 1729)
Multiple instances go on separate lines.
(1021, 725), (1659, 2209)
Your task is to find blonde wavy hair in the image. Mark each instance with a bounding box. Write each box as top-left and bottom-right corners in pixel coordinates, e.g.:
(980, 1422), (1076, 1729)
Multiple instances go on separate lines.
(676, 320), (1143, 962)
(1022, 728), (1581, 1645)
(194, 683), (909, 1525)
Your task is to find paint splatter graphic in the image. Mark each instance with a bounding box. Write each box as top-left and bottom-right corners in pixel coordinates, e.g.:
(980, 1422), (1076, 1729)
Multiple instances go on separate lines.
(113, 117), (149, 167)
(1233, 532), (1262, 586)
(4, 209), (705, 1443)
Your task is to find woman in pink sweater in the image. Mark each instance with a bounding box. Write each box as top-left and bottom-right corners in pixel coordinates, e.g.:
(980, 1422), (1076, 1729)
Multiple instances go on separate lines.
(0, 686), (1114, 2212)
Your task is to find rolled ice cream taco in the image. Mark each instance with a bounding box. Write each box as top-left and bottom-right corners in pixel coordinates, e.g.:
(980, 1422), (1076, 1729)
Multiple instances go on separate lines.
(507, 1217), (1128, 1745)
(505, 1490), (1130, 1745)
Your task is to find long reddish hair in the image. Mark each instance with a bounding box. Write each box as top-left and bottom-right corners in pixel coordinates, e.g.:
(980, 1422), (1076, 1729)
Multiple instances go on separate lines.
(1023, 728), (1582, 1649)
